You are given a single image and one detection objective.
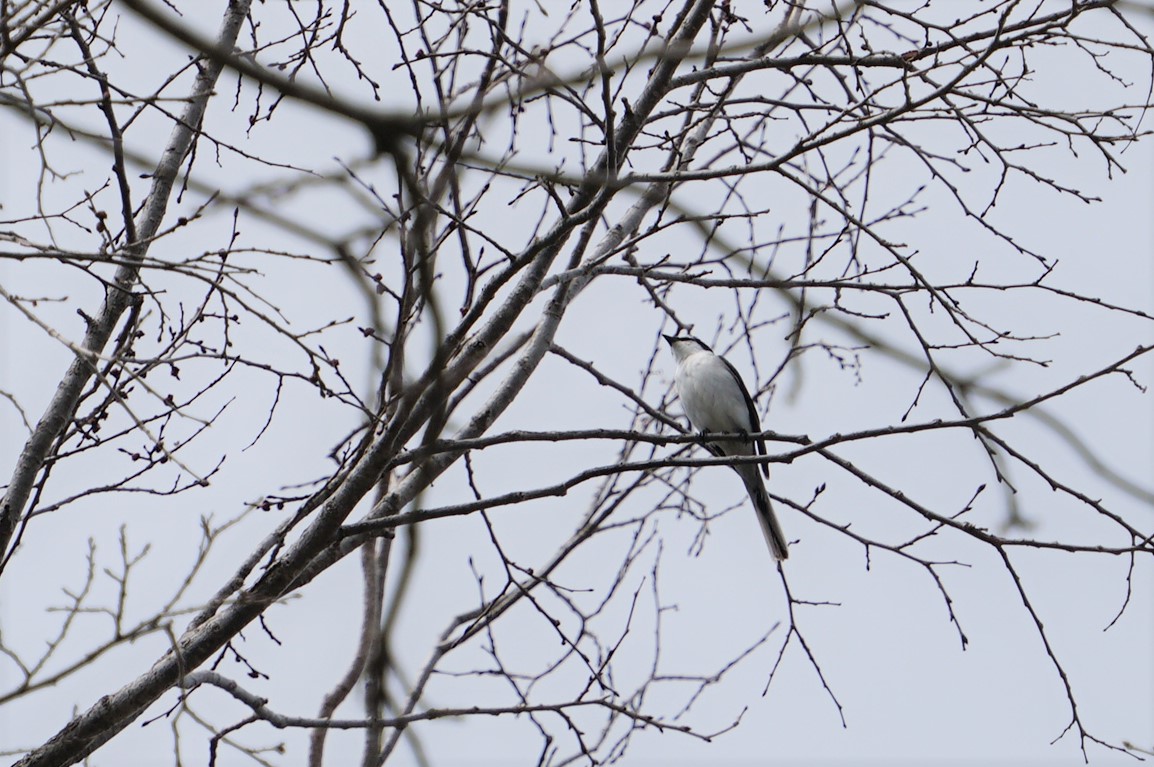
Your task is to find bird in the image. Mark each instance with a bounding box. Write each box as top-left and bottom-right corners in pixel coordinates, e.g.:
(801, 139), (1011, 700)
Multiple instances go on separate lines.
(663, 334), (789, 560)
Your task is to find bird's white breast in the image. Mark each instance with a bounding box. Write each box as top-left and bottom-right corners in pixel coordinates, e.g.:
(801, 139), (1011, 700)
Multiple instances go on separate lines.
(675, 352), (753, 435)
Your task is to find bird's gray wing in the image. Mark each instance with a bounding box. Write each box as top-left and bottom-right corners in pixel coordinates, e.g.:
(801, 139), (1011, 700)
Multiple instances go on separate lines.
(717, 353), (768, 478)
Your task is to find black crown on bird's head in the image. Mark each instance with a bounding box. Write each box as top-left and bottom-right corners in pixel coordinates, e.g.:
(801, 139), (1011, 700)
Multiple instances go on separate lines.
(663, 333), (712, 352)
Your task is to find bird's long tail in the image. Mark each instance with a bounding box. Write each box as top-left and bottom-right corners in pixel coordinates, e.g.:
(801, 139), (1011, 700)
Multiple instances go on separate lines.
(740, 467), (789, 560)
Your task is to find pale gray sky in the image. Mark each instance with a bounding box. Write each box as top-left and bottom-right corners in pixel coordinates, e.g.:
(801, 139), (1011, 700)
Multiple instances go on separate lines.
(1, 2), (1151, 765)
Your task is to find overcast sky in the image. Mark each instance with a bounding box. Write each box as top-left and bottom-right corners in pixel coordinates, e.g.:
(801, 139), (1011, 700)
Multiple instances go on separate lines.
(2, 2), (1152, 765)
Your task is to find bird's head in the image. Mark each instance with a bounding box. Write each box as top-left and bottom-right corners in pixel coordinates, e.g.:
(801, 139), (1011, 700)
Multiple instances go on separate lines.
(662, 334), (712, 362)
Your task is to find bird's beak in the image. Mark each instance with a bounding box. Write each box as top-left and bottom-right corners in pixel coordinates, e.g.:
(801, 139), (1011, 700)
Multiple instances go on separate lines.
(662, 334), (676, 346)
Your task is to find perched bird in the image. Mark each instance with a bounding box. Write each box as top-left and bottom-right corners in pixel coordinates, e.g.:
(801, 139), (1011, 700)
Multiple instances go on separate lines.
(663, 334), (789, 560)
